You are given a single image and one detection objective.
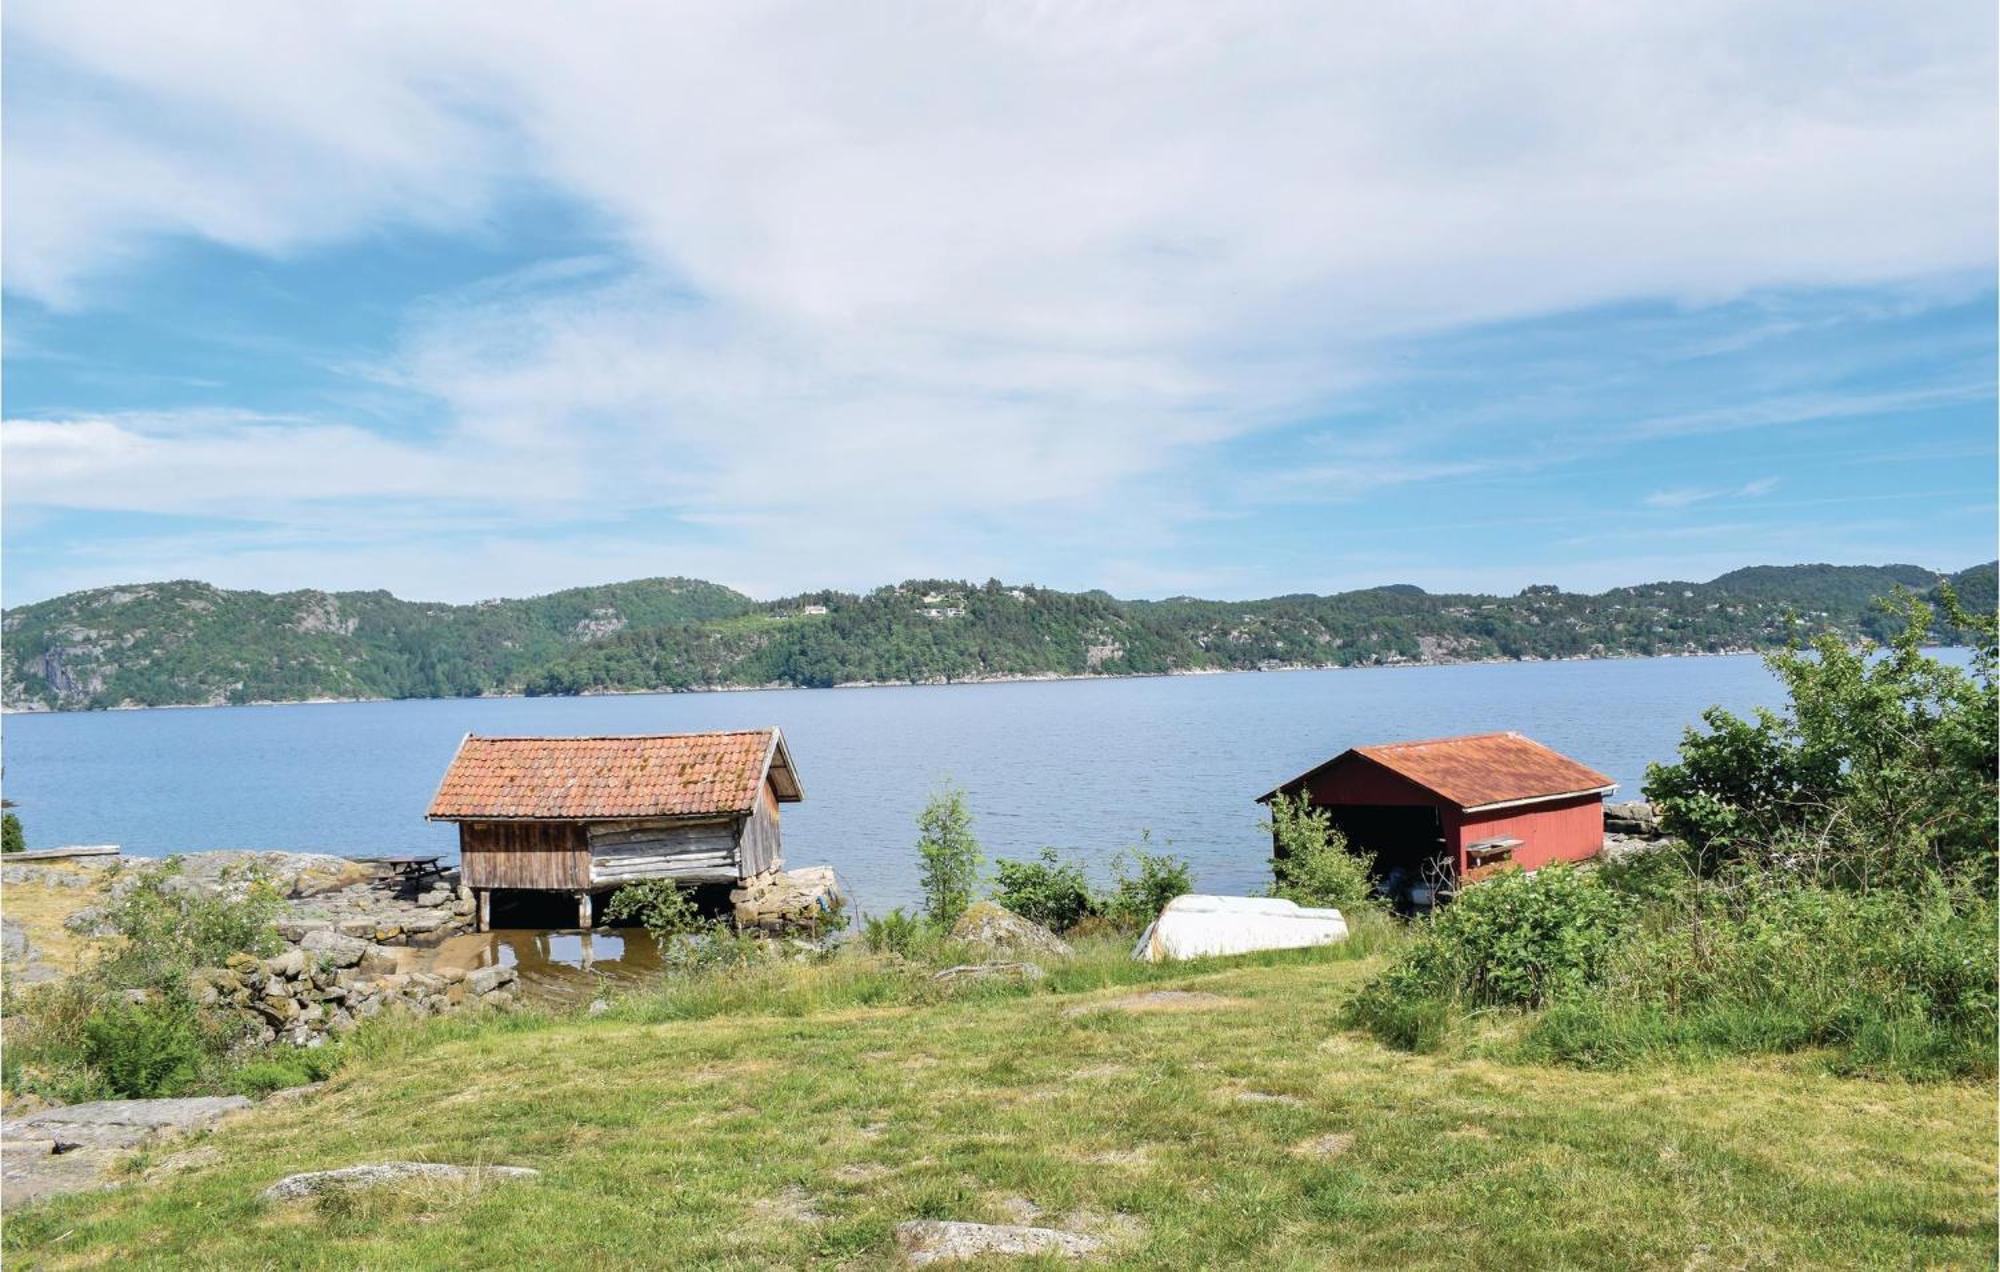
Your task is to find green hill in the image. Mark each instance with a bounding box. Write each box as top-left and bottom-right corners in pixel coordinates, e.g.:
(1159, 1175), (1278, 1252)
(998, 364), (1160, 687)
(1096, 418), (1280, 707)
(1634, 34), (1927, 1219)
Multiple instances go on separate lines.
(4, 563), (1990, 711)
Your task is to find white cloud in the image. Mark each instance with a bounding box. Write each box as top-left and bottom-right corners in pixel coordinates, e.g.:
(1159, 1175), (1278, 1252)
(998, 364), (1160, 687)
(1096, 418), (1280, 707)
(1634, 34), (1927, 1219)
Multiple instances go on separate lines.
(3, 2), (1993, 598)
(1642, 477), (1782, 510)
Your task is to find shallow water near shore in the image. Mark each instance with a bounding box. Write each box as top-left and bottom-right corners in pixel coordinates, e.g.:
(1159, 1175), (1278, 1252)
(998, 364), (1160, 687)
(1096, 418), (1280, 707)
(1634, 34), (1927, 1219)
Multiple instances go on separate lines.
(397, 927), (669, 1003)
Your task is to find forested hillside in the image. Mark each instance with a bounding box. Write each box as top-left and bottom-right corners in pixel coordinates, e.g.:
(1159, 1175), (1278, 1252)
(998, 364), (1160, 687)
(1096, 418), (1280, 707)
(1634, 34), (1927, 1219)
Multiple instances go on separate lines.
(3, 562), (1991, 711)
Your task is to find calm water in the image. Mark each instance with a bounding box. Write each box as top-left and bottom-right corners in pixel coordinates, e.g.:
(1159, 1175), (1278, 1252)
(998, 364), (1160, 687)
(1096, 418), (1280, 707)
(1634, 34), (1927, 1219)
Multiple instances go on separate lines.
(0, 655), (1843, 911)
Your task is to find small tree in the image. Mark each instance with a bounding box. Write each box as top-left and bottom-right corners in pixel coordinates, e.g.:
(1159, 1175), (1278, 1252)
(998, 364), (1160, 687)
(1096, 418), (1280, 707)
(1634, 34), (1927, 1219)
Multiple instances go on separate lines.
(1103, 833), (1194, 930)
(1645, 587), (1997, 892)
(1262, 791), (1373, 908)
(2, 811), (24, 854)
(916, 784), (983, 928)
(606, 879), (706, 945)
(993, 848), (1099, 932)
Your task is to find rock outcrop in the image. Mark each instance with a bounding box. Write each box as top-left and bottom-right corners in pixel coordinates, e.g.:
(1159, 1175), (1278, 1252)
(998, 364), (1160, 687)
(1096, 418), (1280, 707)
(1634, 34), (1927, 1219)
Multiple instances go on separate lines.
(730, 865), (843, 932)
(261, 1161), (541, 1201)
(1, 1097), (252, 1203)
(949, 902), (1072, 960)
(894, 1220), (1103, 1264)
(1604, 800), (1664, 837)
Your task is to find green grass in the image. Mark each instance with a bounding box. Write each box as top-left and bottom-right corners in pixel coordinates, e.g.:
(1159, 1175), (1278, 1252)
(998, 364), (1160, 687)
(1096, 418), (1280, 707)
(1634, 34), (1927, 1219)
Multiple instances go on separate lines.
(6, 938), (1995, 1269)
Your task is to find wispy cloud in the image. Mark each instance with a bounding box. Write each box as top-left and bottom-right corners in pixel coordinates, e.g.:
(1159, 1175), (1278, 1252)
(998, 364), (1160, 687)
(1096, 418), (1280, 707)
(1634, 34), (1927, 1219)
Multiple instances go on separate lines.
(1643, 477), (1781, 510)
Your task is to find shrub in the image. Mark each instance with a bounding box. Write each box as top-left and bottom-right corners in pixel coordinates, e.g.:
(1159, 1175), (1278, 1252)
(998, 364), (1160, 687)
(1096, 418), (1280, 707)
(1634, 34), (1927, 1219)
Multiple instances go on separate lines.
(861, 907), (928, 957)
(1103, 836), (1194, 931)
(81, 999), (205, 1099)
(100, 858), (284, 988)
(1262, 791), (1373, 909)
(1349, 866), (1629, 1049)
(1644, 588), (1996, 893)
(915, 784), (983, 928)
(605, 879), (705, 944)
(1528, 878), (1997, 1079)
(993, 849), (1099, 932)
(2, 811), (24, 854)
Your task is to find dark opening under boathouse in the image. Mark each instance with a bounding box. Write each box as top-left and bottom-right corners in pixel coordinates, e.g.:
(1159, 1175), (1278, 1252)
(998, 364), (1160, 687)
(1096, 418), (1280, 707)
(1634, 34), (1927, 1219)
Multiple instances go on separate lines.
(426, 728), (803, 930)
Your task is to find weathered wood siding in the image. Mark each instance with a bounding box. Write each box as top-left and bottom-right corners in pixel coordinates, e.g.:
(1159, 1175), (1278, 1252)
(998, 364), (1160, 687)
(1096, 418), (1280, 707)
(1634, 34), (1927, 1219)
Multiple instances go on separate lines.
(586, 818), (742, 886)
(459, 822), (590, 891)
(738, 779), (784, 878)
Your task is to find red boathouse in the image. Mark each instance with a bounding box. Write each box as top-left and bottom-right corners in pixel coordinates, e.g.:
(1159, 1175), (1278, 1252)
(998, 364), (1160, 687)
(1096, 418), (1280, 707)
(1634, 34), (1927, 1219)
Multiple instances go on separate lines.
(1257, 732), (1616, 900)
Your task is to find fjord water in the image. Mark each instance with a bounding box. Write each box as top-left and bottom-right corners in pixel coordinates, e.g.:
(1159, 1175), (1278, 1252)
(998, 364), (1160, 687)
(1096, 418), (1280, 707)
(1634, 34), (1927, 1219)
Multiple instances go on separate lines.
(4, 653), (1829, 910)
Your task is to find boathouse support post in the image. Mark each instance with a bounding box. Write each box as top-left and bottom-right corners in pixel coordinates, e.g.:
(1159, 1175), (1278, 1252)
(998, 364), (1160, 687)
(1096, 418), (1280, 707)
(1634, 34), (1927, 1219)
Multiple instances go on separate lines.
(476, 889), (491, 933)
(577, 891), (593, 931)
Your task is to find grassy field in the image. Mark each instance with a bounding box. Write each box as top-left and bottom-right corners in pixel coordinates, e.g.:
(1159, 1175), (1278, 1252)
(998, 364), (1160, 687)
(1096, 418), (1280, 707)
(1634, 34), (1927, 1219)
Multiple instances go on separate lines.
(5, 941), (1995, 1270)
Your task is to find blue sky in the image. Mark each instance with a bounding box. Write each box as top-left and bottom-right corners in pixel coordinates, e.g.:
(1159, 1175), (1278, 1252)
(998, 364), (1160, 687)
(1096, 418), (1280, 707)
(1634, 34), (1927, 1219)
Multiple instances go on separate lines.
(4, 3), (1994, 606)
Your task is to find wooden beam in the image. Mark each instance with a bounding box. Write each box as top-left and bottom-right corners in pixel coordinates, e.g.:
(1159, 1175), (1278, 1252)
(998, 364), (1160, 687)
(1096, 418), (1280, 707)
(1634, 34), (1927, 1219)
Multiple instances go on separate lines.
(476, 888), (491, 933)
(577, 891), (593, 931)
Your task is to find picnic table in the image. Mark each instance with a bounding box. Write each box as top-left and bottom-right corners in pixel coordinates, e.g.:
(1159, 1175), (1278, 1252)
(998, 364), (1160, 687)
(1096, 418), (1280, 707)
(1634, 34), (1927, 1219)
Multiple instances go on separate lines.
(377, 854), (447, 883)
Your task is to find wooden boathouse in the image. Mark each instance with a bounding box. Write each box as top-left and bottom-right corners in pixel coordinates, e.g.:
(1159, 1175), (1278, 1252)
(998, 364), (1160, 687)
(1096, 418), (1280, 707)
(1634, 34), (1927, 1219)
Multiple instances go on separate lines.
(426, 728), (803, 930)
(1258, 731), (1615, 903)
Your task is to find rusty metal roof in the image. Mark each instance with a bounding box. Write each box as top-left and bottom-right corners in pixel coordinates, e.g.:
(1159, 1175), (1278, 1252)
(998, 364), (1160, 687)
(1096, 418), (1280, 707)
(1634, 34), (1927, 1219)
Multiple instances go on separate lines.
(426, 728), (801, 822)
(1260, 731), (1615, 811)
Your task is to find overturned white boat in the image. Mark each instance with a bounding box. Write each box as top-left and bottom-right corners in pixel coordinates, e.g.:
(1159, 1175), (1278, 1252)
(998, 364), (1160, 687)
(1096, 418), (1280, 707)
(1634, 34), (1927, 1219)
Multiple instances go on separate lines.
(1131, 894), (1350, 963)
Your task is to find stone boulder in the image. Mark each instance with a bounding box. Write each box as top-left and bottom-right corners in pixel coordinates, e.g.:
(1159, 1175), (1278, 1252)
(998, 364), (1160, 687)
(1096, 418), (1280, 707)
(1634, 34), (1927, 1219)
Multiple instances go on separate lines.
(1604, 800), (1663, 837)
(298, 928), (370, 968)
(894, 1220), (1102, 1265)
(931, 961), (1045, 987)
(731, 866), (843, 932)
(949, 902), (1072, 960)
(261, 1161), (540, 1201)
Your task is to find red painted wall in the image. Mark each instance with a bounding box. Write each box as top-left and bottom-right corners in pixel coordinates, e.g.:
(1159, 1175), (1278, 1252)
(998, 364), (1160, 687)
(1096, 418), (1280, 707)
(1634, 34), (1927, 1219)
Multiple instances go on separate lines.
(1295, 756), (1605, 876)
(1446, 793), (1604, 872)
(1304, 758), (1439, 807)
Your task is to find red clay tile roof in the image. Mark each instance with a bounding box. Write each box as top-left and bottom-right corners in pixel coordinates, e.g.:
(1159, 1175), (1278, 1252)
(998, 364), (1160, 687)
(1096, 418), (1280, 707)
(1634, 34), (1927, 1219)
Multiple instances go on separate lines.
(1261, 731), (1614, 810)
(426, 729), (801, 821)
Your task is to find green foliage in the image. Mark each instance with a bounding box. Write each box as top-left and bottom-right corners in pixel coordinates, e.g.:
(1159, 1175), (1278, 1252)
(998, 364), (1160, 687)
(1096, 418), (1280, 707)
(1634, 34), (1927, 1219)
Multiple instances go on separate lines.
(80, 998), (205, 1098)
(860, 907), (929, 957)
(2, 811), (23, 854)
(229, 1049), (344, 1098)
(1262, 792), (1374, 909)
(99, 858), (284, 988)
(5, 859), (282, 1101)
(605, 879), (705, 945)
(1644, 589), (1997, 892)
(992, 848), (1099, 932)
(915, 784), (983, 928)
(1102, 835), (1194, 931)
(1529, 875), (1997, 1080)
(1350, 866), (1629, 1049)
(12, 563), (1990, 709)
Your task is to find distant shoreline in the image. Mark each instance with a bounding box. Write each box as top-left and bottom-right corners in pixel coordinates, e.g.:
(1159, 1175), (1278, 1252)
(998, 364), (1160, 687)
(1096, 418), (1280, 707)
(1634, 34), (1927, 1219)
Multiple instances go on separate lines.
(0, 643), (1831, 717)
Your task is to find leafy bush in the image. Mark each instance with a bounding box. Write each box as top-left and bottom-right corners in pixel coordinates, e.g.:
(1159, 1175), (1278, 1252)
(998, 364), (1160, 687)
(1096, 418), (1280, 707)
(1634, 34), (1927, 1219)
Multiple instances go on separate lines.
(606, 879), (705, 944)
(1262, 791), (1373, 909)
(3, 811), (24, 854)
(81, 999), (205, 1098)
(1103, 836), (1194, 931)
(993, 848), (1099, 932)
(6, 859), (281, 1101)
(1529, 877), (1997, 1079)
(1644, 588), (1996, 892)
(915, 784), (983, 927)
(100, 858), (284, 988)
(861, 907), (929, 957)
(1349, 866), (1629, 1050)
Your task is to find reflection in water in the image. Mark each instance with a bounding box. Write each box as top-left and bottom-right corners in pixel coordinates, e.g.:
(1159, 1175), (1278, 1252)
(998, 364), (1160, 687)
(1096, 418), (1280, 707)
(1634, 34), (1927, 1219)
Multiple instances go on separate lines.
(398, 926), (666, 1004)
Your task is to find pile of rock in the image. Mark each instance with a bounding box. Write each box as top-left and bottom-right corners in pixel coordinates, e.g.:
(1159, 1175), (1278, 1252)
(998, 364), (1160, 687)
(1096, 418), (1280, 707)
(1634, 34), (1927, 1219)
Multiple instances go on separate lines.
(57, 852), (478, 950)
(731, 865), (843, 932)
(1604, 800), (1664, 838)
(195, 939), (517, 1048)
